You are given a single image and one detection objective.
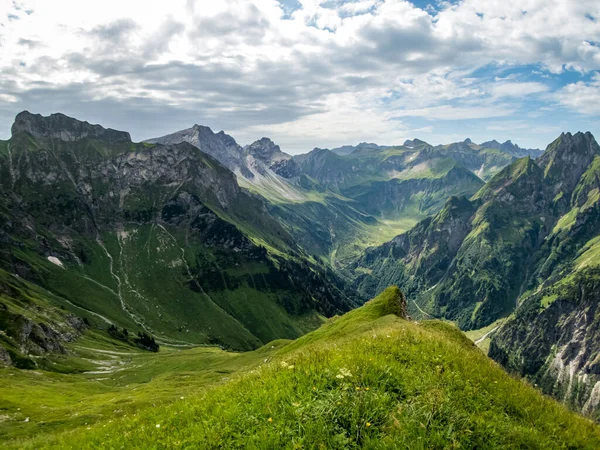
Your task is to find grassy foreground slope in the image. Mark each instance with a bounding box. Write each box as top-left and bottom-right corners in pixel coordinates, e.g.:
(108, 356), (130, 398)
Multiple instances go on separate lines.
(8, 287), (600, 449)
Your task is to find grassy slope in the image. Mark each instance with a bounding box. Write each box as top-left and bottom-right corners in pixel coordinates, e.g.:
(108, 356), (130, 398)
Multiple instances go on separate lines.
(5, 287), (600, 449)
(0, 332), (285, 443)
(7, 223), (328, 350)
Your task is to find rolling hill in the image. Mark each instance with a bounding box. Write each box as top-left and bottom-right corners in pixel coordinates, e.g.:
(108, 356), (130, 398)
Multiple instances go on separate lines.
(3, 287), (599, 449)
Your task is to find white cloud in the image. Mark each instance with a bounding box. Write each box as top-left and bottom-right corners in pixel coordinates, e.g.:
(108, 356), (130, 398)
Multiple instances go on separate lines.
(555, 73), (600, 115)
(0, 0), (598, 149)
(489, 81), (550, 98)
(391, 104), (515, 121)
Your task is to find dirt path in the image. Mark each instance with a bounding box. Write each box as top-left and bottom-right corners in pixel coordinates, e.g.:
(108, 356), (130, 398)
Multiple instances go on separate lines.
(475, 326), (500, 345)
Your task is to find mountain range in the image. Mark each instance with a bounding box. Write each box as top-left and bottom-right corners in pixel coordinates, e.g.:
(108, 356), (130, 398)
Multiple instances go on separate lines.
(2, 110), (600, 444)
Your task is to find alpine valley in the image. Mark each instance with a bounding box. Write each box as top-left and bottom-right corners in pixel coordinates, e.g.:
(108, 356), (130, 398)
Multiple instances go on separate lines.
(2, 111), (600, 448)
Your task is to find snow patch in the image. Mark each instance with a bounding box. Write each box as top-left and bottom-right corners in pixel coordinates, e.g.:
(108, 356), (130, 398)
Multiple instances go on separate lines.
(47, 256), (64, 268)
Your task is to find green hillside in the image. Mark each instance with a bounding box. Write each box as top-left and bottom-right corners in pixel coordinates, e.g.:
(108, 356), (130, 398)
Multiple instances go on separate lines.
(3, 287), (599, 449)
(0, 113), (355, 361)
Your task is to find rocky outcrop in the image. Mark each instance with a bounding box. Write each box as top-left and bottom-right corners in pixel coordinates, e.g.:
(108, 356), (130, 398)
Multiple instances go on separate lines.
(245, 138), (301, 179)
(490, 268), (600, 419)
(538, 132), (600, 200)
(0, 299), (88, 368)
(0, 346), (12, 367)
(146, 124), (254, 178)
(11, 111), (131, 143)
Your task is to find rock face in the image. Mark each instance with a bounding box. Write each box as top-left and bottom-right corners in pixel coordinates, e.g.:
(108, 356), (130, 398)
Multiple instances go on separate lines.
(538, 132), (600, 198)
(11, 111), (131, 143)
(146, 124), (253, 178)
(0, 346), (12, 367)
(245, 138), (301, 179)
(0, 298), (88, 369)
(147, 126), (305, 184)
(490, 269), (600, 420)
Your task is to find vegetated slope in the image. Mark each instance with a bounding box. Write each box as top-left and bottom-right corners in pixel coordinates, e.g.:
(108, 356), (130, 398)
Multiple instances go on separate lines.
(489, 145), (600, 418)
(0, 111), (355, 363)
(9, 287), (600, 449)
(353, 132), (600, 330)
(297, 143), (486, 219)
(353, 132), (600, 417)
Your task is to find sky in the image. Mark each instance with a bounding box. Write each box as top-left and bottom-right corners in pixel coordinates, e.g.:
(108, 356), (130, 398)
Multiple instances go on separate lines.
(0, 0), (599, 154)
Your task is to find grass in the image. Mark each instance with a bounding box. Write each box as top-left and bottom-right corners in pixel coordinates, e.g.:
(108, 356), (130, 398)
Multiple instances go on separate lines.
(3, 287), (600, 449)
(575, 236), (600, 271)
(0, 330), (285, 443)
(5, 218), (337, 352)
(553, 207), (580, 234)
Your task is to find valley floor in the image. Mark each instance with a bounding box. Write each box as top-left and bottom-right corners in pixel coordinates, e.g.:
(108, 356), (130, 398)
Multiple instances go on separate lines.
(0, 330), (285, 444)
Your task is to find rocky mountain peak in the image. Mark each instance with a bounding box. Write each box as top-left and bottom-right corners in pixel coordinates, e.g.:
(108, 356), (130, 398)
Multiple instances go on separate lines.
(11, 111), (131, 143)
(245, 138), (301, 179)
(538, 132), (600, 195)
(463, 138), (472, 144)
(403, 138), (429, 148)
(192, 124), (213, 132)
(480, 138), (542, 158)
(481, 139), (501, 149)
(246, 137), (282, 161)
(145, 124), (252, 176)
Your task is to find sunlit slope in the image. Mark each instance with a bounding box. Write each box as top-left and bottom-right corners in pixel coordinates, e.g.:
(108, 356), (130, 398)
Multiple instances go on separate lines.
(10, 287), (600, 449)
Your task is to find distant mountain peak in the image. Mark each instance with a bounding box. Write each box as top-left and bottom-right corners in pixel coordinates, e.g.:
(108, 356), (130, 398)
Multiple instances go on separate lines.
(403, 138), (429, 148)
(479, 138), (542, 158)
(145, 124), (252, 177)
(463, 138), (472, 144)
(245, 137), (300, 179)
(246, 137), (282, 160)
(330, 142), (383, 156)
(538, 132), (600, 193)
(192, 124), (213, 131)
(11, 111), (131, 143)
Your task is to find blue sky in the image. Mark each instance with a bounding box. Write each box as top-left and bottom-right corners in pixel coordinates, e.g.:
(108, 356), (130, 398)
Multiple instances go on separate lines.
(0, 0), (598, 153)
